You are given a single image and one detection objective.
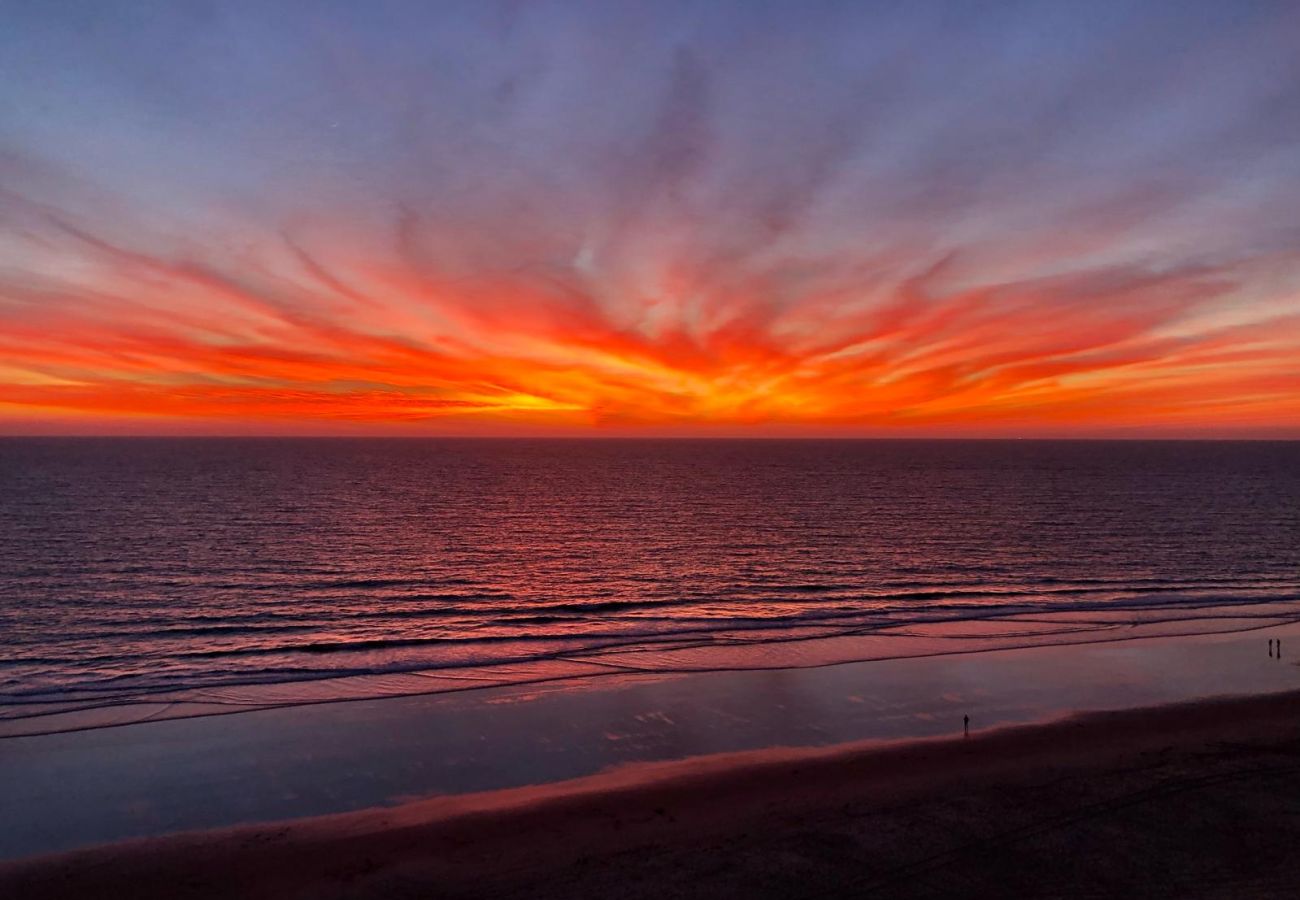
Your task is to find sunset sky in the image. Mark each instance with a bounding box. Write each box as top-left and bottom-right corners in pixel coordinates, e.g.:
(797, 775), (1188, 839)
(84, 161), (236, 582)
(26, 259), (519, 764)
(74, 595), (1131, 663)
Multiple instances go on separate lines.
(1, 0), (1298, 437)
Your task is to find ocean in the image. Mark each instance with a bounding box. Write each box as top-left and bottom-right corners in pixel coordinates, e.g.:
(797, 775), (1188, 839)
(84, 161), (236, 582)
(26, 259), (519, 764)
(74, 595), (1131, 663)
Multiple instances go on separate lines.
(2, 438), (1298, 736)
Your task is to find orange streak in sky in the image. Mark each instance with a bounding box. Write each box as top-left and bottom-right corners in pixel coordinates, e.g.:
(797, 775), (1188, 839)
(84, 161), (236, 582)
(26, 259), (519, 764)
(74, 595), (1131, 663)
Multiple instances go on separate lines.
(1, 223), (1298, 436)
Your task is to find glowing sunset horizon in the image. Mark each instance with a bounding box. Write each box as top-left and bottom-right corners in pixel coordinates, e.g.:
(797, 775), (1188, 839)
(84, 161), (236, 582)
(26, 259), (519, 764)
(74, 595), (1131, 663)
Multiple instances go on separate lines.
(2, 2), (1298, 438)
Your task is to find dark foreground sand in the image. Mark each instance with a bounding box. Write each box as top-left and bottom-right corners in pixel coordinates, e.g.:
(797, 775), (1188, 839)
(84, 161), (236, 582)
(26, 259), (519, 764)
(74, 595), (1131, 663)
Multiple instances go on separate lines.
(5, 690), (1300, 899)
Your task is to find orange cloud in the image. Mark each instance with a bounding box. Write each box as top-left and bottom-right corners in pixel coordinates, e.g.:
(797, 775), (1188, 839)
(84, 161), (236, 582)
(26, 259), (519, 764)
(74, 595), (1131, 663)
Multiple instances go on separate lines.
(1, 206), (1298, 437)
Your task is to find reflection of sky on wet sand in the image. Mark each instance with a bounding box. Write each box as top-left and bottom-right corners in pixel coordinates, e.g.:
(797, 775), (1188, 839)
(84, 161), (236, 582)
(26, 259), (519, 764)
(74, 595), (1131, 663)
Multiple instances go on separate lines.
(4, 621), (1300, 860)
(10, 600), (1298, 739)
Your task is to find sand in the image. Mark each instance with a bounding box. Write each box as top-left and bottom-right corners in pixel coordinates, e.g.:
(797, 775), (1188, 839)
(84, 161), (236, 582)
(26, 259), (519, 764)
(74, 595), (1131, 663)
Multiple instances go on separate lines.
(4, 689), (1300, 899)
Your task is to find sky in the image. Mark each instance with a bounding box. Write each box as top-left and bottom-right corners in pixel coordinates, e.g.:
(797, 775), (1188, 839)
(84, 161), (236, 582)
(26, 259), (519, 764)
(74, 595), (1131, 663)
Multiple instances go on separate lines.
(1, 0), (1298, 437)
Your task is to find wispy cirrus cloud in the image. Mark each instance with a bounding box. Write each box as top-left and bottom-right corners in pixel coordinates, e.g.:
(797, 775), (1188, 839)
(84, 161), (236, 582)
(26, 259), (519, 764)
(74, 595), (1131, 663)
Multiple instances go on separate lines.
(0, 0), (1297, 435)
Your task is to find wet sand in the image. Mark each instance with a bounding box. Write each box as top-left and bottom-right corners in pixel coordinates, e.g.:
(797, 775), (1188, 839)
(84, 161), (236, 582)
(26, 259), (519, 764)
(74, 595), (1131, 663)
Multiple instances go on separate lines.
(4, 688), (1300, 899)
(8, 618), (1300, 861)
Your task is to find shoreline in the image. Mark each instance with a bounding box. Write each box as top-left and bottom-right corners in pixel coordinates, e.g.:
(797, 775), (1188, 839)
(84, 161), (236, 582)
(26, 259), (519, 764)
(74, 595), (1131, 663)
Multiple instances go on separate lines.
(6, 595), (1299, 740)
(4, 619), (1299, 863)
(6, 688), (1300, 898)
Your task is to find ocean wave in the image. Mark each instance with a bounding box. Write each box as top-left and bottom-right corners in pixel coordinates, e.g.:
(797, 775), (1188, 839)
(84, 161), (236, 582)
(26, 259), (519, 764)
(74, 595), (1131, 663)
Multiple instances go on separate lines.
(13, 578), (1299, 641)
(4, 590), (1298, 713)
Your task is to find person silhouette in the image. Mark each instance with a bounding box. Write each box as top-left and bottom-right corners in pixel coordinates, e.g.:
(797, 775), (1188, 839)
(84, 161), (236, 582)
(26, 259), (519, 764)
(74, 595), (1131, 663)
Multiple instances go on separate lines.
(963, 714), (970, 738)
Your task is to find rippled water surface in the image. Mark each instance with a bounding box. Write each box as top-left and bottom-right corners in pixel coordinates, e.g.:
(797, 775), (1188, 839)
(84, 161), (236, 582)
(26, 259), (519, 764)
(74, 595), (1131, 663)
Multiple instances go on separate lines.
(2, 438), (1298, 731)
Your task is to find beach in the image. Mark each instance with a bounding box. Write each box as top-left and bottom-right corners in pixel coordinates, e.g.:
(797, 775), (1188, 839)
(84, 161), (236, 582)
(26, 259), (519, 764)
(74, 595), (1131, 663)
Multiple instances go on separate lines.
(5, 687), (1300, 899)
(5, 619), (1300, 862)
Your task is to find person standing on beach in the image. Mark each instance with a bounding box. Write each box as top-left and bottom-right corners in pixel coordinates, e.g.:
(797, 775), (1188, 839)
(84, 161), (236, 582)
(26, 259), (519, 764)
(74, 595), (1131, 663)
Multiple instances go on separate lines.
(964, 714), (970, 737)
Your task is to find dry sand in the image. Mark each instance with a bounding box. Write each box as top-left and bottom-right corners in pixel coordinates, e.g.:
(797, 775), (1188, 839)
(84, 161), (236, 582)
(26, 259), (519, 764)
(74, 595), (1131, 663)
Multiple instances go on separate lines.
(4, 689), (1300, 899)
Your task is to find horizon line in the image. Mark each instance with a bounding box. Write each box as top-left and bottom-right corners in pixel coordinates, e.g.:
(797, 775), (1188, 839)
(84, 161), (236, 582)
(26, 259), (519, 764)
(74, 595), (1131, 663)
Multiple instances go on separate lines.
(3, 433), (1299, 443)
